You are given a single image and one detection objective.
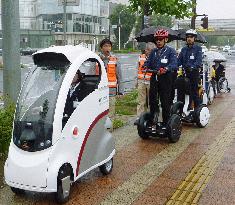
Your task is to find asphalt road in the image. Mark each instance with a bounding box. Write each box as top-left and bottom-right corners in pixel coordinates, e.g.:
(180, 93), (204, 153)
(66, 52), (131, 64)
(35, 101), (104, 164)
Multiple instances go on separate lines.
(0, 53), (139, 95)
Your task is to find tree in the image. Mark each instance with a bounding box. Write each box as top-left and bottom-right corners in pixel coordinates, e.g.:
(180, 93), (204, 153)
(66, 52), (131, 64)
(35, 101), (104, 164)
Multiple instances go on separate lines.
(109, 4), (136, 49)
(151, 14), (173, 27)
(135, 13), (173, 35)
(129, 0), (193, 19)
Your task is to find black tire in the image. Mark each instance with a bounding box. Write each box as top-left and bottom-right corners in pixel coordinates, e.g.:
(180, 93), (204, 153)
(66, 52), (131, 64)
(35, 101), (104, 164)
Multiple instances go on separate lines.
(170, 101), (184, 116)
(10, 187), (25, 195)
(167, 114), (182, 143)
(194, 105), (210, 128)
(137, 112), (152, 139)
(99, 158), (113, 175)
(55, 164), (73, 204)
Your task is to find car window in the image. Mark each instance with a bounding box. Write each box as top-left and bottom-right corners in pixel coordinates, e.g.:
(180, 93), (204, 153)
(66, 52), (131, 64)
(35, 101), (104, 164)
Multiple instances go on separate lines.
(62, 58), (101, 129)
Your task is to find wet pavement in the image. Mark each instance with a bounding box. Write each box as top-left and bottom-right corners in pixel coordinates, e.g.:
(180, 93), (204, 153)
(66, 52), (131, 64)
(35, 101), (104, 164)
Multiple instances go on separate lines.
(0, 55), (235, 204)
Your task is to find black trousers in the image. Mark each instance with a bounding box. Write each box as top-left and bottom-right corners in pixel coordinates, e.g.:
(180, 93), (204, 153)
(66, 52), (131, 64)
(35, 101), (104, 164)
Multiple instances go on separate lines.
(171, 71), (178, 104)
(185, 69), (200, 108)
(149, 72), (173, 124)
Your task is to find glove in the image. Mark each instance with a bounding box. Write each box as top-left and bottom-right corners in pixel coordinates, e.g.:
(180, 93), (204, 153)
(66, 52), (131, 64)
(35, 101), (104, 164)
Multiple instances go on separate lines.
(158, 67), (167, 75)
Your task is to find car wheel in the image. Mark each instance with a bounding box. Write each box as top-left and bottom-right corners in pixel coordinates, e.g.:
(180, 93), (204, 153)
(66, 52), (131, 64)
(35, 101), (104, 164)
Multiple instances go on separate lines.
(10, 187), (25, 195)
(55, 164), (73, 204)
(99, 158), (113, 175)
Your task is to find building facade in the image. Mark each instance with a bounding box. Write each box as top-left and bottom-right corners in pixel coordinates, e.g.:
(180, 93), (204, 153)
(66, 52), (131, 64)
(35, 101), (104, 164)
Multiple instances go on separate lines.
(35, 0), (110, 45)
(19, 0), (37, 29)
(0, 0), (110, 47)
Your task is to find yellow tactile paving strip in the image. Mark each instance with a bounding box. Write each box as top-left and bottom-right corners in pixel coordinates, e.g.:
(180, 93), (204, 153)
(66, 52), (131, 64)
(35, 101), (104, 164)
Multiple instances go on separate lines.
(166, 117), (235, 205)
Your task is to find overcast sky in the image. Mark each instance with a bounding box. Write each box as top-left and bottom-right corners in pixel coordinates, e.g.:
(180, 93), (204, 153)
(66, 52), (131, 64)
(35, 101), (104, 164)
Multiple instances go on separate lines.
(196, 0), (235, 19)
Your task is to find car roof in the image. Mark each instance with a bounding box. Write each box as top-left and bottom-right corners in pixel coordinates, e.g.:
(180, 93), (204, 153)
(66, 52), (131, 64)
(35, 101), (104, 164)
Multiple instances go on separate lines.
(33, 45), (95, 64)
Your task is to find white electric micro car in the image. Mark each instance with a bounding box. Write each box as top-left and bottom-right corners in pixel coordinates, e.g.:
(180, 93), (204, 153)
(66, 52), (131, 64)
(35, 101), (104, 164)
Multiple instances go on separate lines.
(4, 45), (115, 203)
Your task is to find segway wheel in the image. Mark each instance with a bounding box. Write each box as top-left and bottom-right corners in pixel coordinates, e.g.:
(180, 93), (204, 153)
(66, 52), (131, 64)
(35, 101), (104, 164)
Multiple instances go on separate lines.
(207, 83), (214, 105)
(137, 112), (152, 139)
(167, 114), (182, 143)
(10, 187), (25, 195)
(99, 158), (113, 175)
(194, 105), (210, 128)
(170, 101), (184, 116)
(55, 164), (73, 204)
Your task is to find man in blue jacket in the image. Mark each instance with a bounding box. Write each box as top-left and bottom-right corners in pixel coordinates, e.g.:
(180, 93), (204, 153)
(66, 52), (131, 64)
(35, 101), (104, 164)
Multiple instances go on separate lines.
(144, 29), (178, 127)
(178, 29), (202, 109)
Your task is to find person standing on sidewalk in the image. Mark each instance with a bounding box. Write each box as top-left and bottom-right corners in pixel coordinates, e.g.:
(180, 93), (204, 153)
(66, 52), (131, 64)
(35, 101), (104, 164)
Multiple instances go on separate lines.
(144, 29), (178, 127)
(136, 42), (156, 121)
(178, 29), (202, 110)
(98, 38), (121, 118)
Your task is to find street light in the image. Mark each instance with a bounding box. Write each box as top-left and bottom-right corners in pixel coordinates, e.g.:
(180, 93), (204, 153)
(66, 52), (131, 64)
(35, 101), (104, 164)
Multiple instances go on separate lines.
(118, 10), (124, 51)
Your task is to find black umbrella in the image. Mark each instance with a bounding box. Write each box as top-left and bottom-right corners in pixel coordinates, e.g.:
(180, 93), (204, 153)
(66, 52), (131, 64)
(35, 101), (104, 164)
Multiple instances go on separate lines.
(178, 29), (207, 44)
(135, 26), (180, 43)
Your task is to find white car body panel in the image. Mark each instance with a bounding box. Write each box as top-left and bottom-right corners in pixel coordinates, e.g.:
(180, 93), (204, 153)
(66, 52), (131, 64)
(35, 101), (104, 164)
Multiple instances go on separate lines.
(4, 45), (115, 193)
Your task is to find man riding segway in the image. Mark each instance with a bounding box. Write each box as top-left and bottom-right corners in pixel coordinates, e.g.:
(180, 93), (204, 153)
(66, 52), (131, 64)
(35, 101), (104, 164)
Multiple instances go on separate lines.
(135, 29), (182, 143)
(174, 29), (210, 127)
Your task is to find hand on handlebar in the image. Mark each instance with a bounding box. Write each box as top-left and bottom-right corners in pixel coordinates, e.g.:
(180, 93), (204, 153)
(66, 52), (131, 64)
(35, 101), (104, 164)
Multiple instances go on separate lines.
(157, 67), (167, 75)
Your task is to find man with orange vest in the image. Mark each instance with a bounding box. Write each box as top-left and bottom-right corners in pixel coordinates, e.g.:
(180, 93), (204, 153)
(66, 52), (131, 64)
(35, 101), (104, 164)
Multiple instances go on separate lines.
(136, 42), (156, 118)
(98, 39), (121, 118)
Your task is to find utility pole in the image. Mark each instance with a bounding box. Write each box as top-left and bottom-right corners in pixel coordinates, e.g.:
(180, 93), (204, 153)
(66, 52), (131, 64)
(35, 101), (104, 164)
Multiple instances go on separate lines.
(1, 0), (21, 105)
(191, 0), (196, 29)
(63, 0), (67, 45)
(118, 12), (121, 50)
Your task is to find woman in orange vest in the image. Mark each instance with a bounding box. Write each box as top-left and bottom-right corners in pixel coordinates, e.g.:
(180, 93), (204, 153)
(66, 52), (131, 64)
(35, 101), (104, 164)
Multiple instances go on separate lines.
(136, 42), (156, 122)
(98, 39), (121, 118)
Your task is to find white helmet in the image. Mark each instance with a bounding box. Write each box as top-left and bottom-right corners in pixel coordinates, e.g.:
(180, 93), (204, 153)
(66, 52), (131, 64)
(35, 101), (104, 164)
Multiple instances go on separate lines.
(186, 29), (197, 37)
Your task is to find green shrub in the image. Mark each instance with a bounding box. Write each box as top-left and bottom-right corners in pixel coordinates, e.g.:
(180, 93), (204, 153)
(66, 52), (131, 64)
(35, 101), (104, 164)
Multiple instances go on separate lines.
(113, 49), (139, 54)
(113, 119), (125, 129)
(115, 90), (138, 115)
(0, 98), (15, 154)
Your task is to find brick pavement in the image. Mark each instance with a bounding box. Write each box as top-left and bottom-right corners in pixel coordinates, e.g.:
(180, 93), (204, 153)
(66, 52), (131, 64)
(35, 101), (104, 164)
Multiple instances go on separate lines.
(0, 66), (235, 205)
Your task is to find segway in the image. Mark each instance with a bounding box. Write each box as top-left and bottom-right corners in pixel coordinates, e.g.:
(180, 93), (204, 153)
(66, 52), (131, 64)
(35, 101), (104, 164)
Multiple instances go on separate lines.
(135, 70), (182, 143)
(172, 67), (210, 128)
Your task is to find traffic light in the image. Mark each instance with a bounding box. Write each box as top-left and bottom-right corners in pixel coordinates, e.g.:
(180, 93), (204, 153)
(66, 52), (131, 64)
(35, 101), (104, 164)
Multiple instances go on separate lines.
(201, 17), (208, 29)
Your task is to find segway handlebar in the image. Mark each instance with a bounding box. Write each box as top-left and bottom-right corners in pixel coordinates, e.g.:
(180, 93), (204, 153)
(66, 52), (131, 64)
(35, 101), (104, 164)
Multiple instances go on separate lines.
(142, 69), (158, 74)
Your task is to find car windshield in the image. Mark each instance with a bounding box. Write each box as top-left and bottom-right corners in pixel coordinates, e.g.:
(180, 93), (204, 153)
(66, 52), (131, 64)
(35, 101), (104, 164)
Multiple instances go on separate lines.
(13, 61), (69, 152)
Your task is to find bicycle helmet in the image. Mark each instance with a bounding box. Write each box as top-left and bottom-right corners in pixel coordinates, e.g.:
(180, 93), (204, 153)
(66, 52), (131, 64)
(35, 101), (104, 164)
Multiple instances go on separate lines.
(186, 29), (197, 37)
(154, 29), (169, 38)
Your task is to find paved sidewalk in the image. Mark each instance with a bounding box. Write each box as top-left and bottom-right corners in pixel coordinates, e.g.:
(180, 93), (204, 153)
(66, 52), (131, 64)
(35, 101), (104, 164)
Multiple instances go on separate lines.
(0, 64), (235, 205)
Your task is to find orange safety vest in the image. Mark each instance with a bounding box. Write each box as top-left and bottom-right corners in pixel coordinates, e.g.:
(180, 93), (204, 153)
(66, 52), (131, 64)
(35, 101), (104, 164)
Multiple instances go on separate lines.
(137, 54), (152, 81)
(107, 56), (118, 88)
(106, 56), (118, 96)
